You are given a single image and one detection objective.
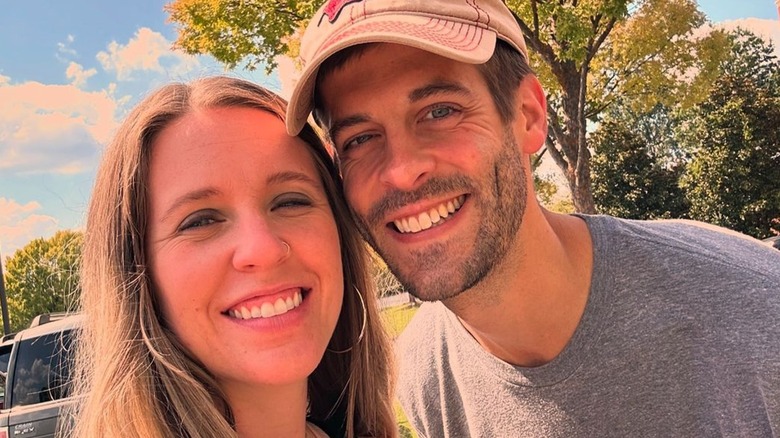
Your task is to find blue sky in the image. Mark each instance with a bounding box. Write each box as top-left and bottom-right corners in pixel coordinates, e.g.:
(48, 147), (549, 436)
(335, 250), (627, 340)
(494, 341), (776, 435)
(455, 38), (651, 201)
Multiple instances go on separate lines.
(1, 1), (779, 258)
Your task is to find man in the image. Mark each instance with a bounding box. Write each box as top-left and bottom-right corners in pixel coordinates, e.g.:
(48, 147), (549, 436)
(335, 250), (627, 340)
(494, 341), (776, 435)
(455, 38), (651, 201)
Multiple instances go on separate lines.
(286, 0), (780, 436)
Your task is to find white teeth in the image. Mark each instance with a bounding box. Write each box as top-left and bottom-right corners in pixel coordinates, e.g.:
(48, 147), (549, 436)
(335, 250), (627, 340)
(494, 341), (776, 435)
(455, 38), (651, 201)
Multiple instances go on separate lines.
(438, 204), (449, 218)
(418, 212), (432, 229)
(274, 298), (288, 315)
(429, 208), (440, 223)
(261, 302), (275, 318)
(408, 216), (421, 232)
(229, 289), (304, 320)
(393, 196), (466, 234)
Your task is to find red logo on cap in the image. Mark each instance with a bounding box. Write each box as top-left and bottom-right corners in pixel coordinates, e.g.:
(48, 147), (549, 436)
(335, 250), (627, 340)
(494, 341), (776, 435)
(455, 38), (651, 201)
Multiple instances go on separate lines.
(319, 0), (362, 25)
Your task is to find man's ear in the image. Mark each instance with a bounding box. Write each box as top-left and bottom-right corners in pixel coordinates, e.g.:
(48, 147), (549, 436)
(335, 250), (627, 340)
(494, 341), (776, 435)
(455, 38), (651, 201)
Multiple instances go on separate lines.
(513, 75), (548, 155)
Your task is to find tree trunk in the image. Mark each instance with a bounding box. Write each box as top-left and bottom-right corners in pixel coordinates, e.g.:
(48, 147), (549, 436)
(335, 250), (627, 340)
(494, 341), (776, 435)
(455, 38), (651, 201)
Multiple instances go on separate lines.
(568, 165), (597, 214)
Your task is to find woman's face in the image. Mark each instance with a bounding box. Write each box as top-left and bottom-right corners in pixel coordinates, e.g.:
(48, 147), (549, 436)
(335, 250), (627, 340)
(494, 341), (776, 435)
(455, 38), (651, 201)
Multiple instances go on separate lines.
(146, 106), (343, 392)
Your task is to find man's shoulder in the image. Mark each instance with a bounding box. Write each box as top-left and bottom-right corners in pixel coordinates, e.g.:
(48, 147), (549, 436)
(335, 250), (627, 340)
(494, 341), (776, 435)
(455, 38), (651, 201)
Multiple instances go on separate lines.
(395, 302), (457, 379)
(397, 302), (450, 354)
(582, 215), (780, 282)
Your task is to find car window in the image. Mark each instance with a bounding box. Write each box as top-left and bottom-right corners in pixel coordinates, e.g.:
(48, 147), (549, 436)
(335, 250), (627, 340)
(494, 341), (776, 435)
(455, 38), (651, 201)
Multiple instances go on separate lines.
(10, 330), (74, 407)
(0, 342), (13, 407)
(0, 348), (12, 373)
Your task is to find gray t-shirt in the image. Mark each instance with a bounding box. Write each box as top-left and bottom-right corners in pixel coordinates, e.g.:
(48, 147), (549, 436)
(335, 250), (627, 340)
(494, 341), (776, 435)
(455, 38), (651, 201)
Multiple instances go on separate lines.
(396, 216), (780, 437)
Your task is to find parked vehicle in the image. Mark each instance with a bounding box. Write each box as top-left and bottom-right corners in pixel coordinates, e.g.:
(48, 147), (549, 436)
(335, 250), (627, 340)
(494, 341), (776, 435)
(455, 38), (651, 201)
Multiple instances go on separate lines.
(0, 335), (15, 411)
(0, 314), (81, 438)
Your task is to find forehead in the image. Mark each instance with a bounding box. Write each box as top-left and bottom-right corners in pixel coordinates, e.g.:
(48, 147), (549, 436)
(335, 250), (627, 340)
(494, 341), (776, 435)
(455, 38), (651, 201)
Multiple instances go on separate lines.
(150, 107), (320, 181)
(316, 43), (486, 113)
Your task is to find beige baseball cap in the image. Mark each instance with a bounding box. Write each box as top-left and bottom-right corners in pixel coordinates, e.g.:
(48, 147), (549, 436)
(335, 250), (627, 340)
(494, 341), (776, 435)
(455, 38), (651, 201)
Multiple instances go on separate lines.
(285, 0), (529, 135)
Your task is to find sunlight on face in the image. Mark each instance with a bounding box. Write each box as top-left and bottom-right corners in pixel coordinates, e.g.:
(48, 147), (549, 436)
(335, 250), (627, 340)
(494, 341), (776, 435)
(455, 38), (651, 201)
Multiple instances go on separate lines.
(146, 107), (343, 395)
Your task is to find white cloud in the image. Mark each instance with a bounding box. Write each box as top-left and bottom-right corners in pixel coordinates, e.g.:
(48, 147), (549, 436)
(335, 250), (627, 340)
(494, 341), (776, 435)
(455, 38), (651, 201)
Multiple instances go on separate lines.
(709, 18), (780, 58)
(96, 27), (200, 81)
(57, 34), (78, 57)
(0, 81), (120, 175)
(0, 74), (9, 86)
(65, 62), (97, 88)
(0, 198), (58, 258)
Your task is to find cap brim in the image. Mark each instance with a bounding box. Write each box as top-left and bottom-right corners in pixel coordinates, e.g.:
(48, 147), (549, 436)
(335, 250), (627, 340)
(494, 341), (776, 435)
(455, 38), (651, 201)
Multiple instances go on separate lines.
(286, 14), (497, 136)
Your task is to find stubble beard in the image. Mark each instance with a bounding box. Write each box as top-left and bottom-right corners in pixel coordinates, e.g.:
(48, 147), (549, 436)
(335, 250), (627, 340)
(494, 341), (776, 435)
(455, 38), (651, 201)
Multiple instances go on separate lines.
(352, 130), (527, 302)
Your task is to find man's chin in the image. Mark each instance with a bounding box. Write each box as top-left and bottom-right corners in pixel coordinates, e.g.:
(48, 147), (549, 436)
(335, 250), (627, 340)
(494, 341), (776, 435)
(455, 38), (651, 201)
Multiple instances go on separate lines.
(397, 272), (470, 303)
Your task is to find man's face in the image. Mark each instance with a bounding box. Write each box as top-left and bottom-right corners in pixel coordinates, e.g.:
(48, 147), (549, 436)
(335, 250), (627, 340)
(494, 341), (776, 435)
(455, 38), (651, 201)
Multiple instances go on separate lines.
(319, 43), (529, 302)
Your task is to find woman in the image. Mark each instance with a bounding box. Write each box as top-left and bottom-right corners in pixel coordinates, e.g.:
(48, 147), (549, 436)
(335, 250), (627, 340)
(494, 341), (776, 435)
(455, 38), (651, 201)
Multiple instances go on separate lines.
(69, 76), (396, 437)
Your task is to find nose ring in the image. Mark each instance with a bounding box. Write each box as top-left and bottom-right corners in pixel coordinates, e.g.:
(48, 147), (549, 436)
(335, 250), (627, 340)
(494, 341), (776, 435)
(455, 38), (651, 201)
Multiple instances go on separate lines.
(282, 241), (290, 256)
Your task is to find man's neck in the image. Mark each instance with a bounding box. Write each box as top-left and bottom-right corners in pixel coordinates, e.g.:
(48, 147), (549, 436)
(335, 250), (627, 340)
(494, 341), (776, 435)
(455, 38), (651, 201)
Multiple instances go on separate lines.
(443, 209), (593, 367)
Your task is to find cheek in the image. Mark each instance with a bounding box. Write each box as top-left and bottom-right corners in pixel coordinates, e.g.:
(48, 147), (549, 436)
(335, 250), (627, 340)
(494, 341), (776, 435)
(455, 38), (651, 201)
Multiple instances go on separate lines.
(342, 174), (372, 216)
(149, 249), (205, 327)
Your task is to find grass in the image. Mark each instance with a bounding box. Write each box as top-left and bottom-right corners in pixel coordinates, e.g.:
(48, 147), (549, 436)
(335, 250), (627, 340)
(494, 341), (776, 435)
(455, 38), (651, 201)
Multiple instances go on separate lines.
(379, 303), (420, 438)
(380, 303), (419, 339)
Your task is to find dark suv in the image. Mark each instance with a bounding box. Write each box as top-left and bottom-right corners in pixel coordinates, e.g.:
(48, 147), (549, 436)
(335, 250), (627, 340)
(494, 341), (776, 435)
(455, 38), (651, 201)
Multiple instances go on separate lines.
(0, 314), (81, 438)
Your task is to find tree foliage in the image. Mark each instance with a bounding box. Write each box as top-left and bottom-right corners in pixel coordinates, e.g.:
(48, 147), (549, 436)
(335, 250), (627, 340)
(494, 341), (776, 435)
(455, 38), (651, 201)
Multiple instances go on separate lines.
(678, 31), (780, 238)
(165, 0), (319, 72)
(166, 0), (727, 212)
(510, 0), (727, 212)
(590, 118), (688, 219)
(3, 231), (82, 332)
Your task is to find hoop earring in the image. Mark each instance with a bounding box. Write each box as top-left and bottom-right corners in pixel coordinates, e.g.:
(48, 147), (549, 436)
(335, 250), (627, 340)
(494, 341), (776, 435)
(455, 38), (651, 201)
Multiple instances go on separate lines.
(327, 285), (367, 354)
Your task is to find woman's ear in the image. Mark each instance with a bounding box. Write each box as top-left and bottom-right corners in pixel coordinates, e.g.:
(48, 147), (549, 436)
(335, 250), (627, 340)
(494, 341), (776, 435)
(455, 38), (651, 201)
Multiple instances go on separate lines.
(512, 75), (548, 155)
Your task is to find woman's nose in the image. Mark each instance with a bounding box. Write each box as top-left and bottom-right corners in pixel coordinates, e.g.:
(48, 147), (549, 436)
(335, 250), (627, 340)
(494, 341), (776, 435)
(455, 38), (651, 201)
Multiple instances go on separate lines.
(231, 219), (290, 271)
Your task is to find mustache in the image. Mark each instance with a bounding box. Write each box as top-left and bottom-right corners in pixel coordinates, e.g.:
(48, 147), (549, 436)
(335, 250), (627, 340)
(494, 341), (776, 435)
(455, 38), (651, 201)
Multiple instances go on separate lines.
(366, 175), (474, 225)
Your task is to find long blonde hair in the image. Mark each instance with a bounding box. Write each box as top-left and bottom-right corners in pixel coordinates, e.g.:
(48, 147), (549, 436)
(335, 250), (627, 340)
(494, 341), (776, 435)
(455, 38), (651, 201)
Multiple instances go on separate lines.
(70, 76), (396, 437)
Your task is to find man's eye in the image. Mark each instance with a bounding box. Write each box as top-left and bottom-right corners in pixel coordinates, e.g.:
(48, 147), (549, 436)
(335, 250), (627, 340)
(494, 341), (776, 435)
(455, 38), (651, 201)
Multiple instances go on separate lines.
(425, 106), (456, 120)
(342, 133), (375, 152)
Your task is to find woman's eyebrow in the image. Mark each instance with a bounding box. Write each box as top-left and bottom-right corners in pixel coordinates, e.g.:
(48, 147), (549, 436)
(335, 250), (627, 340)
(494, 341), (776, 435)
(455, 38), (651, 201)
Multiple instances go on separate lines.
(266, 170), (320, 187)
(160, 187), (221, 223)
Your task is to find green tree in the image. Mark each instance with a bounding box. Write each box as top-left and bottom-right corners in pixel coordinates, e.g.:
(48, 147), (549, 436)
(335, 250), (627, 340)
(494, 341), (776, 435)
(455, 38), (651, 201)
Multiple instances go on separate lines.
(678, 31), (780, 238)
(510, 0), (726, 212)
(3, 231), (83, 332)
(166, 0), (319, 72)
(166, 0), (727, 212)
(591, 119), (688, 219)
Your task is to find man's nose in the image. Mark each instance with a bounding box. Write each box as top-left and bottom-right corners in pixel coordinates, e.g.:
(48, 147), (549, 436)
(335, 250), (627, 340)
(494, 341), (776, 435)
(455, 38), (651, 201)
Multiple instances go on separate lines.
(378, 134), (436, 191)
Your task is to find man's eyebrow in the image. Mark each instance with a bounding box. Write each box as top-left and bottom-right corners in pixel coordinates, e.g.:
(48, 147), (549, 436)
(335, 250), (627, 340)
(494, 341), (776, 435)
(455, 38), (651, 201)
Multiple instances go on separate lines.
(328, 82), (471, 142)
(329, 114), (370, 143)
(409, 81), (473, 102)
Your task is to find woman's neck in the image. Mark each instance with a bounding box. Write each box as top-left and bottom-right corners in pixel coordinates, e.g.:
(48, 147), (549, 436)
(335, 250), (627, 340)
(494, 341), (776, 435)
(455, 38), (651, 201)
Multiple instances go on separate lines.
(223, 379), (310, 438)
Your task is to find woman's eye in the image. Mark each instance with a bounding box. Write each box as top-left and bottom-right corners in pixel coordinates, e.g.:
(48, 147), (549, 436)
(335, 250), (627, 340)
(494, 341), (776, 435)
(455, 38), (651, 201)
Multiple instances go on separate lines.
(273, 195), (314, 211)
(178, 212), (221, 231)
